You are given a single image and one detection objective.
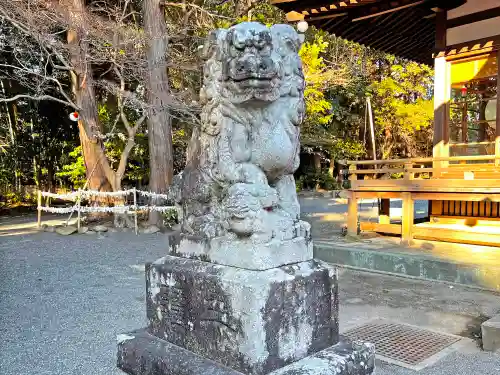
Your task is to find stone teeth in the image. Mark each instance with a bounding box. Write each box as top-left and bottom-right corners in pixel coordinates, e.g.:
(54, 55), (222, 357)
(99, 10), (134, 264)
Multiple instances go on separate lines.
(116, 334), (135, 344)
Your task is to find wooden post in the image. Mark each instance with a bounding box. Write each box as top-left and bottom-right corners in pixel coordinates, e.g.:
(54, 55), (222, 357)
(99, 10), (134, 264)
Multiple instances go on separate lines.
(347, 192), (358, 236)
(433, 10), (449, 177)
(403, 162), (414, 181)
(37, 190), (42, 228)
(379, 199), (390, 225)
(77, 189), (81, 231)
(401, 192), (414, 245)
(496, 137), (500, 167)
(348, 164), (357, 188)
(433, 56), (449, 178)
(367, 97), (377, 163)
(496, 49), (500, 167)
(347, 164), (359, 236)
(133, 188), (138, 235)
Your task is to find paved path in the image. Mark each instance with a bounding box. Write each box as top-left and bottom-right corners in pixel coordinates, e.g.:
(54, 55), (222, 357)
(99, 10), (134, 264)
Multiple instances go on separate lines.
(0, 213), (75, 238)
(1, 208), (500, 375)
(339, 269), (500, 374)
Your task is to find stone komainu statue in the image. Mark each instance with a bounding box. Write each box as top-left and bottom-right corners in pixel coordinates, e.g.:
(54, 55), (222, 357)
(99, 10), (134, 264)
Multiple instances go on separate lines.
(118, 23), (375, 375)
(176, 22), (311, 261)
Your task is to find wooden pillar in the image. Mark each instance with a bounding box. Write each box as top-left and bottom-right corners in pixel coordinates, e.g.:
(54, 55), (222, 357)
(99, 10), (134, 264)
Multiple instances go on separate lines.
(496, 49), (500, 167)
(379, 199), (390, 225)
(347, 192), (358, 236)
(433, 56), (450, 173)
(37, 190), (42, 228)
(401, 192), (414, 245)
(433, 10), (449, 176)
(347, 164), (358, 236)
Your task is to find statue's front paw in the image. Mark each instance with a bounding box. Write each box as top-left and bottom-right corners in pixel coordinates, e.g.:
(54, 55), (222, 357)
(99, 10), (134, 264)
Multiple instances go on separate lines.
(297, 220), (311, 239)
(225, 187), (260, 237)
(228, 216), (256, 237)
(259, 187), (278, 210)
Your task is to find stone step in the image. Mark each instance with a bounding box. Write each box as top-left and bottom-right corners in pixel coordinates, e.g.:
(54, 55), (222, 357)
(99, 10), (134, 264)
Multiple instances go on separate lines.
(482, 314), (500, 352)
(314, 240), (500, 291)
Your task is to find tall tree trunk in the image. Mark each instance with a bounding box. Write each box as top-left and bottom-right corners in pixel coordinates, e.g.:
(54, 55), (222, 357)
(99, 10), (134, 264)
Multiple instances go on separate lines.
(67, 0), (111, 193)
(144, 0), (174, 225)
(76, 122), (111, 192)
(478, 100), (488, 144)
(235, 0), (254, 18)
(29, 117), (41, 189)
(314, 153), (321, 190)
(1, 79), (19, 192)
(0, 80), (16, 144)
(328, 156), (335, 178)
(47, 161), (54, 193)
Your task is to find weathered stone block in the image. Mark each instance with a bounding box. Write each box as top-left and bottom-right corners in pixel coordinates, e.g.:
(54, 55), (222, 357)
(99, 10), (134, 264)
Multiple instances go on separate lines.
(145, 256), (338, 375)
(270, 340), (375, 375)
(170, 233), (313, 271)
(482, 314), (500, 352)
(117, 329), (375, 375)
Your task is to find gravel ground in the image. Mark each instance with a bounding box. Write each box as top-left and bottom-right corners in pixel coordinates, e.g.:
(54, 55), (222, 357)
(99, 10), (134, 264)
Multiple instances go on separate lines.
(1, 214), (500, 375)
(377, 352), (500, 374)
(0, 231), (167, 375)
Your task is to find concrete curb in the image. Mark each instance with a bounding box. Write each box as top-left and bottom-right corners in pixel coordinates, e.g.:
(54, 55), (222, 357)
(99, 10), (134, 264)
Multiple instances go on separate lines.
(314, 242), (500, 291)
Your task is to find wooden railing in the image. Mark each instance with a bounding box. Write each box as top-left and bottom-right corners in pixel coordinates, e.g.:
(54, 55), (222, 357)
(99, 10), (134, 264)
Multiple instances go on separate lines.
(449, 141), (496, 161)
(340, 155), (500, 182)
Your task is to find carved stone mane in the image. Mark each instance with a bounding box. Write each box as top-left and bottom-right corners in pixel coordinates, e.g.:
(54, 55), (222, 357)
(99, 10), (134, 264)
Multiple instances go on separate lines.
(175, 22), (311, 270)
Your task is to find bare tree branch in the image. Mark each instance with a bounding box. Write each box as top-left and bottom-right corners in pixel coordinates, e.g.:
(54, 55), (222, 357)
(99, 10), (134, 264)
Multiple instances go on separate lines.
(164, 1), (233, 20)
(0, 94), (76, 108)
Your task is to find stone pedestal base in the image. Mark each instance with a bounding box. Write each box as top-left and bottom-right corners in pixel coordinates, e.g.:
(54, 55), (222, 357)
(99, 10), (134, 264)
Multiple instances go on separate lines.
(117, 328), (375, 375)
(117, 255), (375, 375)
(145, 256), (338, 374)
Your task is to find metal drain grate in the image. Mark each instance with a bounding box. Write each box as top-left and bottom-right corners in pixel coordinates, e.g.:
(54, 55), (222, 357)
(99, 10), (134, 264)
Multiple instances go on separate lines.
(344, 321), (461, 367)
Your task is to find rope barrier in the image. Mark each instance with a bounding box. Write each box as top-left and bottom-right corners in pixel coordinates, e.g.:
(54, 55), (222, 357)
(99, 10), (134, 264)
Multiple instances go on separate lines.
(41, 189), (171, 199)
(38, 205), (177, 214)
(37, 189), (178, 235)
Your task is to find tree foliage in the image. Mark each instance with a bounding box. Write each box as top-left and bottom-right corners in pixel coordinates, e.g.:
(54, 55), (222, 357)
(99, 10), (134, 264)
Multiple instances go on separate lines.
(0, 0), (435, 199)
(369, 61), (434, 158)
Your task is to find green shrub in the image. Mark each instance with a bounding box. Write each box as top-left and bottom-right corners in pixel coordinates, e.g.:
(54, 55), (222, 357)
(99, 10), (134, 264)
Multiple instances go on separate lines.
(161, 208), (179, 228)
(4, 192), (22, 206)
(296, 169), (340, 191)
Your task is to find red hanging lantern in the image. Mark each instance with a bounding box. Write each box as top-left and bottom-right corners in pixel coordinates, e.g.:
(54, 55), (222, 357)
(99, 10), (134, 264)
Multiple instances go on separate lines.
(69, 112), (79, 122)
(461, 86), (467, 97)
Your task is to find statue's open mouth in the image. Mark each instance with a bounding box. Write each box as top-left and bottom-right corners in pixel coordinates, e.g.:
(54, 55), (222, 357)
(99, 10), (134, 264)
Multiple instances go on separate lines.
(232, 76), (273, 83)
(233, 78), (274, 89)
(230, 74), (277, 90)
(225, 54), (279, 90)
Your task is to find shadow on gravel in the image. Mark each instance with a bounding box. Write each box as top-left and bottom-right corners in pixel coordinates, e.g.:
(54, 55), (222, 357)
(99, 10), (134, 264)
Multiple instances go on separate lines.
(459, 314), (490, 349)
